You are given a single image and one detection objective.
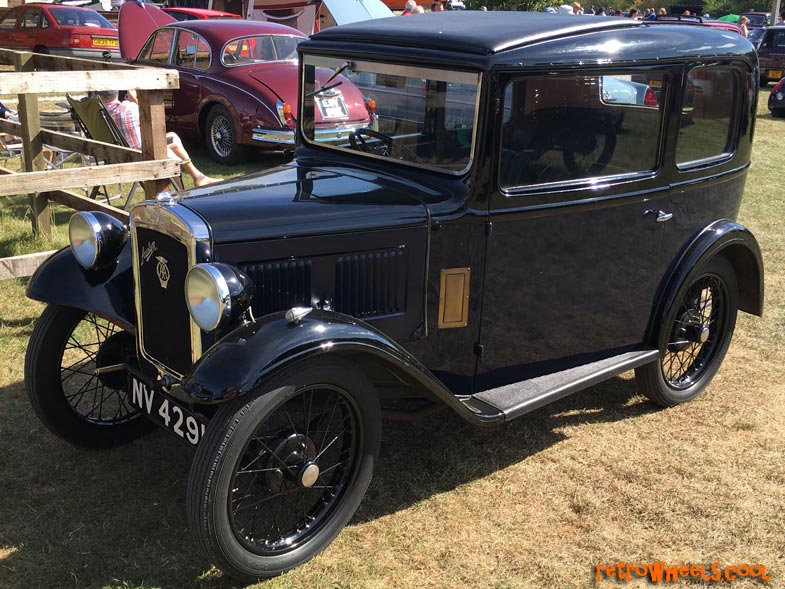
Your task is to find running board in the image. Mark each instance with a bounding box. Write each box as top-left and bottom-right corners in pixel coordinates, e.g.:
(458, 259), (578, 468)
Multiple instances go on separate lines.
(468, 349), (659, 422)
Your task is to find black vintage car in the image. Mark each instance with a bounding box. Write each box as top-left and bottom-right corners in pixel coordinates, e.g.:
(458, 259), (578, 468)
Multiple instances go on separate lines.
(25, 12), (763, 582)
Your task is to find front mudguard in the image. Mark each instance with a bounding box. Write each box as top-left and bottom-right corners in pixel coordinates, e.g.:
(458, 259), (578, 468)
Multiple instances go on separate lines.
(26, 243), (136, 331)
(180, 310), (500, 423)
(646, 219), (764, 345)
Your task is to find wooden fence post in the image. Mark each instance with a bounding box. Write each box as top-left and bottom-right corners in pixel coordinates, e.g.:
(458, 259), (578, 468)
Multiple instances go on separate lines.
(137, 89), (171, 199)
(14, 51), (51, 240)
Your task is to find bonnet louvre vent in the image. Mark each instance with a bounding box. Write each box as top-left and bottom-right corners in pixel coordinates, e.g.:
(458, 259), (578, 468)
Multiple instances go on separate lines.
(335, 248), (407, 318)
(239, 259), (312, 317)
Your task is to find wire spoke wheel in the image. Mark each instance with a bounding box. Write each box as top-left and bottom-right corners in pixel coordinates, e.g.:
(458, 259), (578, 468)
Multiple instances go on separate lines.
(210, 114), (234, 159)
(25, 304), (152, 448)
(188, 359), (380, 582)
(635, 257), (738, 407)
(61, 313), (139, 425)
(661, 276), (727, 389)
(230, 386), (359, 555)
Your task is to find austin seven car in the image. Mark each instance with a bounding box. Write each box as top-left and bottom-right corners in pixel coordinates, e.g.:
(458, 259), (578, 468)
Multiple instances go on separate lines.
(25, 11), (763, 582)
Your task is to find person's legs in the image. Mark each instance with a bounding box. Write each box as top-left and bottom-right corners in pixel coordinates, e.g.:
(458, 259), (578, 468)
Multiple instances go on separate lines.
(166, 132), (218, 187)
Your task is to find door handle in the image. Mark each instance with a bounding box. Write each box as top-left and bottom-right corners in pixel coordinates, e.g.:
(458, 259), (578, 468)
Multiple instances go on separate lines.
(643, 209), (673, 223)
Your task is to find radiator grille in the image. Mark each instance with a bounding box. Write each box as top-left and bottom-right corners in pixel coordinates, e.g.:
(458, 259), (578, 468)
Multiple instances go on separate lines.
(135, 226), (193, 376)
(239, 259), (312, 317)
(335, 249), (407, 318)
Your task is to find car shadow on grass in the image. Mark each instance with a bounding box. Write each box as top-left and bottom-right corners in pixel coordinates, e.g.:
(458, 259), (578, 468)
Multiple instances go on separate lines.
(0, 374), (654, 589)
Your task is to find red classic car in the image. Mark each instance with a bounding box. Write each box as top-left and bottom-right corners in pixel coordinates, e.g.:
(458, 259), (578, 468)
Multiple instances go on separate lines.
(119, 2), (372, 164)
(161, 7), (242, 21)
(0, 3), (118, 59)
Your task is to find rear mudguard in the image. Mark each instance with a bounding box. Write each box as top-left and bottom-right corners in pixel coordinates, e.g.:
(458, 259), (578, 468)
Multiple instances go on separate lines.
(26, 244), (136, 331)
(646, 219), (764, 345)
(181, 309), (502, 424)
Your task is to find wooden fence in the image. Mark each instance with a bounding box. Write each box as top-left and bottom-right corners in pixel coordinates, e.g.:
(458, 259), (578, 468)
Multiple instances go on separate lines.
(0, 49), (180, 278)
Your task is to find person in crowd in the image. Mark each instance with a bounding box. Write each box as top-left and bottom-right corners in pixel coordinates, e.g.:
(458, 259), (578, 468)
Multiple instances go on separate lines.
(738, 15), (749, 36)
(595, 6), (606, 15)
(413, 5), (424, 12)
(628, 8), (639, 18)
(96, 89), (217, 187)
(401, 0), (417, 15)
(571, 2), (583, 13)
(0, 101), (16, 120)
(430, 1), (443, 11)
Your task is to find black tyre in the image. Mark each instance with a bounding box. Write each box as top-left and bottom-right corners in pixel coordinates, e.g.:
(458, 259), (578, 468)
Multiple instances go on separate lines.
(771, 109), (785, 119)
(635, 257), (738, 407)
(205, 104), (248, 165)
(33, 45), (49, 55)
(25, 304), (152, 448)
(187, 358), (381, 582)
(563, 125), (617, 175)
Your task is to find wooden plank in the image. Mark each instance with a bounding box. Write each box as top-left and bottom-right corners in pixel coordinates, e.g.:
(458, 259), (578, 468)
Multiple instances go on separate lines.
(0, 250), (57, 281)
(40, 128), (146, 164)
(1, 69), (179, 95)
(47, 189), (130, 223)
(0, 159), (180, 196)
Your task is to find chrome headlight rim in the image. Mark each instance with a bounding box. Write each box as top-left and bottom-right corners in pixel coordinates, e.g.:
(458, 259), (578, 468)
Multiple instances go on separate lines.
(69, 211), (127, 270)
(185, 263), (254, 333)
(185, 264), (232, 333)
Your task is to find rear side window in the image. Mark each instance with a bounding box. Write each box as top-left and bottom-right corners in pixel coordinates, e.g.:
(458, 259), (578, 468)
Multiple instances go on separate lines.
(676, 67), (738, 167)
(499, 73), (664, 188)
(0, 12), (17, 29)
(761, 30), (785, 50)
(175, 31), (210, 70)
(20, 8), (39, 29)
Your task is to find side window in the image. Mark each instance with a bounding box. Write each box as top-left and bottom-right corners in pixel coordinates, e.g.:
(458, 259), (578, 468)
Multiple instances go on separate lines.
(499, 73), (664, 188)
(139, 29), (175, 65)
(20, 8), (40, 29)
(0, 12), (18, 29)
(676, 67), (737, 168)
(175, 31), (210, 70)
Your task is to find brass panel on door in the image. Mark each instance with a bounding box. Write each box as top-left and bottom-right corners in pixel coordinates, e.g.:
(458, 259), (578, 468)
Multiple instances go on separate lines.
(438, 267), (470, 328)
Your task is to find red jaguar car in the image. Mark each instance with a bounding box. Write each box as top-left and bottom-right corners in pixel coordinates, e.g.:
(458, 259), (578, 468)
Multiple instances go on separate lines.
(161, 7), (242, 21)
(119, 2), (371, 164)
(0, 3), (118, 59)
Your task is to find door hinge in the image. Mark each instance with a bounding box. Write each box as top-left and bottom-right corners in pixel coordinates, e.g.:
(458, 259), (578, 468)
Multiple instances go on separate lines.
(484, 221), (493, 236)
(474, 343), (484, 357)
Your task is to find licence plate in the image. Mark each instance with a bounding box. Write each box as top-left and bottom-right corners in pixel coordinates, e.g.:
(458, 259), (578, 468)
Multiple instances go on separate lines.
(93, 37), (118, 47)
(649, 79), (662, 88)
(768, 70), (782, 79)
(130, 376), (207, 447)
(317, 94), (348, 119)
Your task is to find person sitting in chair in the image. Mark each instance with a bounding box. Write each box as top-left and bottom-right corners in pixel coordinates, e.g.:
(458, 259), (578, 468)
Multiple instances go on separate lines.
(0, 100), (17, 120)
(96, 89), (217, 187)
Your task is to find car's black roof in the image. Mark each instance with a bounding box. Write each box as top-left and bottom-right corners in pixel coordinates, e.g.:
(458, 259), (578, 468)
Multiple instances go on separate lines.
(306, 11), (757, 69)
(311, 11), (639, 55)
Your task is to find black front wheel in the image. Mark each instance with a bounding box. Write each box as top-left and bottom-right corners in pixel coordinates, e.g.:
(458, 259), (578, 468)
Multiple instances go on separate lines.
(635, 257), (738, 407)
(187, 358), (381, 582)
(25, 304), (152, 448)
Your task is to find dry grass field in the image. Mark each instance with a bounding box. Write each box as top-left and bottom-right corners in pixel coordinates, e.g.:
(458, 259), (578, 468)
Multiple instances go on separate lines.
(0, 92), (783, 589)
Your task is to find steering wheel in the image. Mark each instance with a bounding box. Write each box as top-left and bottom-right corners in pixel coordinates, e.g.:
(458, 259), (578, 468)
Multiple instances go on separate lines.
(349, 128), (393, 154)
(223, 52), (237, 64)
(349, 128), (423, 163)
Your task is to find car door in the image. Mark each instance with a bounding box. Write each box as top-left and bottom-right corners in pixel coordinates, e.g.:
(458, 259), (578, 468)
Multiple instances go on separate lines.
(167, 29), (210, 133)
(13, 7), (41, 51)
(476, 70), (673, 390)
(0, 10), (20, 49)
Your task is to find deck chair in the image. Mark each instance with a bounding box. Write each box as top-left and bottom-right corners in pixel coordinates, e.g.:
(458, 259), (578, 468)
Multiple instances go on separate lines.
(0, 133), (23, 168)
(66, 94), (183, 209)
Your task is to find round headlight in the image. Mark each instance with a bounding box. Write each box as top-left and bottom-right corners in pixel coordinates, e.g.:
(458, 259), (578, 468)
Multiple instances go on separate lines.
(69, 212), (128, 270)
(185, 263), (252, 332)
